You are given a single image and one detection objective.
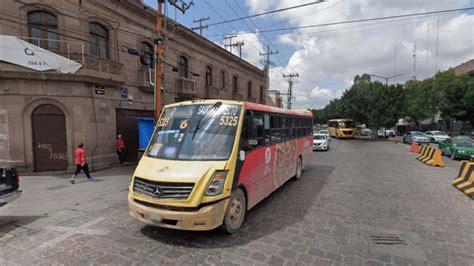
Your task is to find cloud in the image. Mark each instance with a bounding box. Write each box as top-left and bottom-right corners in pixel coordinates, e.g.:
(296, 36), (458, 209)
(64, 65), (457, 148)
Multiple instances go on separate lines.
(245, 0), (474, 109)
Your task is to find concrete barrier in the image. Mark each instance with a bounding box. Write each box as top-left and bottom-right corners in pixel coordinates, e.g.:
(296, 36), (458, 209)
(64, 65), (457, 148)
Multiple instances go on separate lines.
(416, 145), (445, 167)
(452, 161), (474, 199)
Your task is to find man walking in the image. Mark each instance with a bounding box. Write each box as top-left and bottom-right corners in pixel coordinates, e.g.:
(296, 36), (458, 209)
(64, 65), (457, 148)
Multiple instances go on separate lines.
(70, 143), (93, 184)
(116, 134), (127, 165)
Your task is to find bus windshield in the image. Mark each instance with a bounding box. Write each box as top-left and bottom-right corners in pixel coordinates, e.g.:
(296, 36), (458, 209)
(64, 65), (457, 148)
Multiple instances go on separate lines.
(338, 120), (355, 128)
(147, 103), (241, 161)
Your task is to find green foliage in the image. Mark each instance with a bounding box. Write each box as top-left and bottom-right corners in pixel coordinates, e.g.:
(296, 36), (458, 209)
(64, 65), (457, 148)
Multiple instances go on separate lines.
(309, 69), (474, 129)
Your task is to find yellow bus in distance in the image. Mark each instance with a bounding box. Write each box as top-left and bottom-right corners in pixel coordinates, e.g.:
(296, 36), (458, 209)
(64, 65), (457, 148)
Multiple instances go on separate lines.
(328, 119), (356, 139)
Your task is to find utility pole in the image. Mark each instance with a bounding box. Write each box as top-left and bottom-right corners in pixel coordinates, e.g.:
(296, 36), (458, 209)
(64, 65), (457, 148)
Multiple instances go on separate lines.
(225, 41), (244, 58)
(223, 34), (237, 53)
(191, 16), (209, 35)
(413, 41), (417, 81)
(283, 73), (298, 110)
(260, 45), (278, 105)
(155, 0), (164, 121)
(435, 19), (440, 72)
(155, 0), (193, 121)
(260, 44), (278, 69)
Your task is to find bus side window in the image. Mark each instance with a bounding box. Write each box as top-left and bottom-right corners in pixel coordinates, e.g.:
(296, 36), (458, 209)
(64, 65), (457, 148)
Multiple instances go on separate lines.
(251, 112), (264, 147)
(240, 112), (254, 152)
(264, 113), (271, 146)
(270, 115), (282, 144)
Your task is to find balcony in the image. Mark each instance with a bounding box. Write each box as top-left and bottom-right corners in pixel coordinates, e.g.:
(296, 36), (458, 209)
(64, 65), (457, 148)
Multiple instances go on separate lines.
(175, 77), (196, 97)
(83, 55), (123, 76)
(205, 85), (220, 98)
(248, 97), (257, 103)
(232, 92), (244, 101)
(18, 36), (123, 76)
(137, 68), (154, 92)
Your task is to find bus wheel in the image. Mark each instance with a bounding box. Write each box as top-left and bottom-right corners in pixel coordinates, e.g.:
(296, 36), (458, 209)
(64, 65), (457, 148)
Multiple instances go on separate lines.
(220, 188), (246, 234)
(293, 157), (303, 180)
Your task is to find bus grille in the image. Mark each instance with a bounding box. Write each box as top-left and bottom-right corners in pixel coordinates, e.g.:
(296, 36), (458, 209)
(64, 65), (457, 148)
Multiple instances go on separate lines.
(343, 130), (353, 135)
(133, 177), (194, 200)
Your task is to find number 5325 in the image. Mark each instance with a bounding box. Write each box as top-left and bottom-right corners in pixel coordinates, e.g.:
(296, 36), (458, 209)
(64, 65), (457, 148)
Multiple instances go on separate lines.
(220, 116), (238, 126)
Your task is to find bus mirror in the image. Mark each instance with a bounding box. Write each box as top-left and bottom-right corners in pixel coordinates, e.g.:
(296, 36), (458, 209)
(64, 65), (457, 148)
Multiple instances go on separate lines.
(239, 150), (246, 161)
(248, 139), (258, 146)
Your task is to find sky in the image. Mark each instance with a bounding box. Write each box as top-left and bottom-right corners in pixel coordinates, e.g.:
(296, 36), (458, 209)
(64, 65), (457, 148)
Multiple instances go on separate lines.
(143, 0), (474, 109)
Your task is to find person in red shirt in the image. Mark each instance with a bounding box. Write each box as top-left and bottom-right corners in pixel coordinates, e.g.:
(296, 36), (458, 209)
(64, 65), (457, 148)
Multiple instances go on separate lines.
(70, 143), (93, 184)
(116, 134), (128, 165)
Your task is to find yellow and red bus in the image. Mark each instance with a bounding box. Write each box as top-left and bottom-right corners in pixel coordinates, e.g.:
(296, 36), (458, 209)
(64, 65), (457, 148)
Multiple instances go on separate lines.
(328, 119), (356, 139)
(128, 100), (313, 233)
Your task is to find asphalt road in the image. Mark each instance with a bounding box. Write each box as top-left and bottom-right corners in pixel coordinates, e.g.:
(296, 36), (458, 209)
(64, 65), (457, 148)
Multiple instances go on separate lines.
(1, 139), (474, 265)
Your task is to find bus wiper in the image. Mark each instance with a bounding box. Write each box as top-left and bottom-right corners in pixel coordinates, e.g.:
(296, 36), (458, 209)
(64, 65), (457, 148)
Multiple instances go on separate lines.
(192, 102), (222, 140)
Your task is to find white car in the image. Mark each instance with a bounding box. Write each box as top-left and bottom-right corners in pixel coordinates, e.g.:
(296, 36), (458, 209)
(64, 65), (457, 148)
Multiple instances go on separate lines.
(424, 131), (450, 143)
(313, 134), (329, 151)
(318, 130), (330, 140)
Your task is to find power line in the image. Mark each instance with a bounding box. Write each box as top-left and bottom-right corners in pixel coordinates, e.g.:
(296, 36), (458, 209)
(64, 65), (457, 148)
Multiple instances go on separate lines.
(216, 6), (474, 35)
(208, 1), (326, 27)
(229, 0), (290, 68)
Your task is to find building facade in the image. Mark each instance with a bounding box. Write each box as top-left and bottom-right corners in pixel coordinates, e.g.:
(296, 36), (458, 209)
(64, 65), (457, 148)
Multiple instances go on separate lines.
(453, 59), (474, 77)
(0, 0), (267, 172)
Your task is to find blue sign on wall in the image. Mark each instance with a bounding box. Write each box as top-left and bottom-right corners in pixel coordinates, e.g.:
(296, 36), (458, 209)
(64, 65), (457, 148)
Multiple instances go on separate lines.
(120, 87), (128, 99)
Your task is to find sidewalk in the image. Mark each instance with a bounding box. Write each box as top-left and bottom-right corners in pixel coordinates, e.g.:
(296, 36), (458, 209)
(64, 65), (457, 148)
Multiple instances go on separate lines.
(0, 166), (135, 218)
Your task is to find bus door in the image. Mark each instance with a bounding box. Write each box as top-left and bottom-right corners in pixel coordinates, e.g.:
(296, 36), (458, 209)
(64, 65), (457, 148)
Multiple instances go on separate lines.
(237, 111), (272, 209)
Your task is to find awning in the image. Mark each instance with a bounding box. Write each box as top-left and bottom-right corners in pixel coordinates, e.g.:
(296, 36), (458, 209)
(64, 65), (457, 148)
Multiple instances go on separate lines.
(0, 35), (82, 73)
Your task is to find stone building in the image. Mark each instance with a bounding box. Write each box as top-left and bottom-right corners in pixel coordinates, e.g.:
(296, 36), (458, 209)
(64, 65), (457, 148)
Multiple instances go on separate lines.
(0, 0), (267, 172)
(453, 59), (474, 77)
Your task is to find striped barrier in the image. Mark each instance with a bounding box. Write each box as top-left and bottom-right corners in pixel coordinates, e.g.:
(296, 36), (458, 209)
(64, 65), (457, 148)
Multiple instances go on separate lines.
(452, 161), (474, 199)
(416, 145), (429, 160)
(416, 145), (445, 167)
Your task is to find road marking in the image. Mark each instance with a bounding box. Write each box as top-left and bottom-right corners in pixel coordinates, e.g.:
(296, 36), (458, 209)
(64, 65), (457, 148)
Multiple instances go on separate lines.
(39, 217), (109, 248)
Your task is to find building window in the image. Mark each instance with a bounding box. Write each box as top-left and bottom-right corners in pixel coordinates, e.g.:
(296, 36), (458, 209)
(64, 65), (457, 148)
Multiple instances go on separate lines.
(89, 22), (108, 58)
(221, 71), (225, 89)
(247, 81), (252, 98)
(205, 66), (213, 86)
(140, 42), (154, 68)
(28, 11), (58, 50)
(178, 56), (188, 78)
(232, 75), (238, 93)
(260, 85), (264, 101)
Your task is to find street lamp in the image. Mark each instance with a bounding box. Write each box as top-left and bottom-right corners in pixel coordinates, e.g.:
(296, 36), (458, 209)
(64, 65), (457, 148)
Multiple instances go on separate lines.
(369, 73), (406, 85)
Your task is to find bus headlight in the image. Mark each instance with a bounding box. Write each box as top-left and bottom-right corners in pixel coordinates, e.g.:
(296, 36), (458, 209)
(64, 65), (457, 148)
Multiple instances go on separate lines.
(205, 171), (228, 196)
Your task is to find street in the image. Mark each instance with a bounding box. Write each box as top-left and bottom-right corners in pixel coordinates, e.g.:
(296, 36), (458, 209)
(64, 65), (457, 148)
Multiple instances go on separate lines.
(1, 139), (474, 265)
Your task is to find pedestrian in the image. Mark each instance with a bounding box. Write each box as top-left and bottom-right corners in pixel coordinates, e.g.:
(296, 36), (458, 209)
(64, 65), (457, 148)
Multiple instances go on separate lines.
(116, 134), (128, 165)
(70, 143), (93, 184)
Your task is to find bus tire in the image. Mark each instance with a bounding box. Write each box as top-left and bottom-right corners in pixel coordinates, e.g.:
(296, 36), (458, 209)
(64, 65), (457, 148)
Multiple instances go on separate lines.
(220, 188), (246, 234)
(293, 157), (303, 180)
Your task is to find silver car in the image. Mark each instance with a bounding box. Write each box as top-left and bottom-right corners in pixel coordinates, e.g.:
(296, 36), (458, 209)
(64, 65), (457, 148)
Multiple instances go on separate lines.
(403, 131), (430, 144)
(424, 131), (450, 143)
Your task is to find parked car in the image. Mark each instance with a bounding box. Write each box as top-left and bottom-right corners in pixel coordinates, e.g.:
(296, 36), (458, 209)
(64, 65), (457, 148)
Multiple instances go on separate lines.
(403, 131), (430, 144)
(386, 129), (396, 137)
(313, 133), (329, 151)
(318, 130), (330, 140)
(0, 167), (21, 207)
(424, 131), (450, 143)
(377, 128), (395, 138)
(359, 128), (373, 136)
(439, 136), (474, 160)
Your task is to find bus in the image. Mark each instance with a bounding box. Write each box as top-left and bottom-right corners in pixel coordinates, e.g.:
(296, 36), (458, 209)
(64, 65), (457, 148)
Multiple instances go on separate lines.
(328, 119), (356, 139)
(128, 100), (313, 233)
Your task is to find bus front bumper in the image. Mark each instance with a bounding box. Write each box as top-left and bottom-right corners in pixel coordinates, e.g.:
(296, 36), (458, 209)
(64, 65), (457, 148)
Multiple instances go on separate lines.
(128, 194), (228, 231)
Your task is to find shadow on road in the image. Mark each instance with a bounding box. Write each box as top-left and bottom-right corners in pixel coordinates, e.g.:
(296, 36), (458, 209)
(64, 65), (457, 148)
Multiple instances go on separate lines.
(140, 163), (333, 248)
(0, 216), (44, 233)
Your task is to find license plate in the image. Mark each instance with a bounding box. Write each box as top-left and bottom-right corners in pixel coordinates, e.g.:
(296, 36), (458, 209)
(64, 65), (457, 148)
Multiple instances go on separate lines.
(145, 213), (162, 222)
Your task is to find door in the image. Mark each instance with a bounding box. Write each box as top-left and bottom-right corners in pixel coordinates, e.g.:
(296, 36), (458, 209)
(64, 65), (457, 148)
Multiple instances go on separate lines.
(32, 104), (68, 172)
(115, 109), (153, 162)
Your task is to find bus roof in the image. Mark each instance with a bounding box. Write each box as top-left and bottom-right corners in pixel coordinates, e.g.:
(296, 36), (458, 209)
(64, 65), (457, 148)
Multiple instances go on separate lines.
(244, 102), (313, 117)
(164, 99), (312, 118)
